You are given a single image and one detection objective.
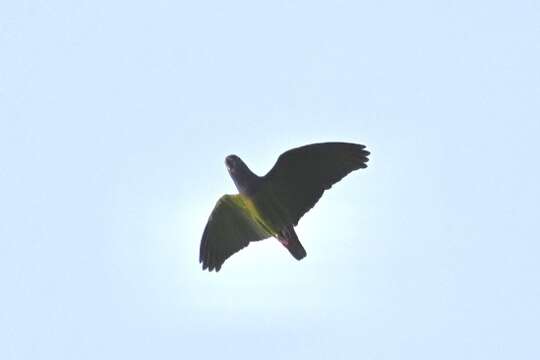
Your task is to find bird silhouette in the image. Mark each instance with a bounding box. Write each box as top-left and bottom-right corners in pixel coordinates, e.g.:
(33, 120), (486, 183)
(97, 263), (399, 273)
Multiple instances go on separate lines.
(199, 142), (370, 272)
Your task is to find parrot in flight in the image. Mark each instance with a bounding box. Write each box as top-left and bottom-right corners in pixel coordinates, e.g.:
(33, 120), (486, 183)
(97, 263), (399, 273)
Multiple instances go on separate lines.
(199, 142), (370, 272)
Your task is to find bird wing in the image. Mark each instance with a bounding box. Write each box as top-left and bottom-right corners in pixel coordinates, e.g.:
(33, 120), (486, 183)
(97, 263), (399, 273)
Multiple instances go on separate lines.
(200, 194), (272, 272)
(263, 142), (370, 225)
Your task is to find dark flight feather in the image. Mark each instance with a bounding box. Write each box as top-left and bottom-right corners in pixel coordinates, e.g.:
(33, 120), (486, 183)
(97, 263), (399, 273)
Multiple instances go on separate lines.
(199, 194), (272, 271)
(263, 142), (370, 225)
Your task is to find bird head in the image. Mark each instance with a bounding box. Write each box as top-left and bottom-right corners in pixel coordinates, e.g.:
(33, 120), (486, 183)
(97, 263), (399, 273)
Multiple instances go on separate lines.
(225, 155), (242, 175)
(225, 155), (259, 195)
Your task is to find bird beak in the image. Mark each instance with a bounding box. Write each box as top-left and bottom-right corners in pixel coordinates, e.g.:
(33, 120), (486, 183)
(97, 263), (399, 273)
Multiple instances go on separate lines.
(225, 157), (234, 172)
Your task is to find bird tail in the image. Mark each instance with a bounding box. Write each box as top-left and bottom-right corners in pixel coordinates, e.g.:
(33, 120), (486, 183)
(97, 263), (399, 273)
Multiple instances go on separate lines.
(277, 225), (307, 260)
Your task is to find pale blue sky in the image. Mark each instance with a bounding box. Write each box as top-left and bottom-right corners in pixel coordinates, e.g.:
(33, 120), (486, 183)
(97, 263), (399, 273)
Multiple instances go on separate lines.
(1, 1), (539, 359)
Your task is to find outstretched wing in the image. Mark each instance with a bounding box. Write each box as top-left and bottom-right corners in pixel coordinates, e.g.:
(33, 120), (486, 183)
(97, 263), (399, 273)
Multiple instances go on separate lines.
(263, 142), (370, 225)
(200, 194), (272, 272)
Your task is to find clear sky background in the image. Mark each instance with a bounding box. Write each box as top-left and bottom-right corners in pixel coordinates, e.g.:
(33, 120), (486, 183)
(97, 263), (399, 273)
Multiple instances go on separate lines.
(1, 1), (539, 359)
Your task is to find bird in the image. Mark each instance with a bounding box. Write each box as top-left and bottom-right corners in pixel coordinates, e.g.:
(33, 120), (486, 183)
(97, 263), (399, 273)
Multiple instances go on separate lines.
(199, 142), (370, 272)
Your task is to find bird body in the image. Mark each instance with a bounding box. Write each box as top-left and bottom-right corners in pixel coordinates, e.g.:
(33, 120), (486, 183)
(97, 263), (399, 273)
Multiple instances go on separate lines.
(200, 142), (370, 272)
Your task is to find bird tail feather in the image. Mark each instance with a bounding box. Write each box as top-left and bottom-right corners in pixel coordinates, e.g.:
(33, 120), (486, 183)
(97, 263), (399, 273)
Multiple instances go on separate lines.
(277, 225), (307, 260)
